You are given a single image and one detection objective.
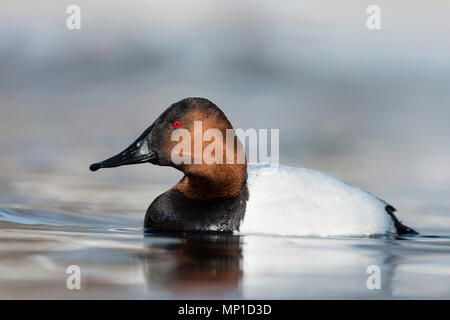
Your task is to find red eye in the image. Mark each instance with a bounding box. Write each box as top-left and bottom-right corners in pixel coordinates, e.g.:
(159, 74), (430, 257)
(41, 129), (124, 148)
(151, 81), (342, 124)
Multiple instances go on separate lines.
(173, 121), (182, 128)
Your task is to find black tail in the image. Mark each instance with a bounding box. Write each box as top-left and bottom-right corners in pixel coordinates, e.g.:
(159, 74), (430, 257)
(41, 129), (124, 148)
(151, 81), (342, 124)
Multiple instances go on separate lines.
(385, 205), (419, 235)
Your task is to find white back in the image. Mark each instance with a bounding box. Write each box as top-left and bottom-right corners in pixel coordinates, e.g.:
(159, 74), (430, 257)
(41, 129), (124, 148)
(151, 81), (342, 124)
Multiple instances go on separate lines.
(239, 164), (395, 237)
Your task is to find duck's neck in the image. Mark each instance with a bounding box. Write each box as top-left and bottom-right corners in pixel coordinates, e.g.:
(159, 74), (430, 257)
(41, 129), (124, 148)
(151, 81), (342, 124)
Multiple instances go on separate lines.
(173, 163), (247, 200)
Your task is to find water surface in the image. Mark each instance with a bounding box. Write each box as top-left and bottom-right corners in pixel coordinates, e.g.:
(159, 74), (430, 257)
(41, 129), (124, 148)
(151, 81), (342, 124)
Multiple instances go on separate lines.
(0, 206), (449, 299)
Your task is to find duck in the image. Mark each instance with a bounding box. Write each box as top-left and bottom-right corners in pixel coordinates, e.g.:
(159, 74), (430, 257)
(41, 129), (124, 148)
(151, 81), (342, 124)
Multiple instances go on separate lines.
(89, 97), (418, 237)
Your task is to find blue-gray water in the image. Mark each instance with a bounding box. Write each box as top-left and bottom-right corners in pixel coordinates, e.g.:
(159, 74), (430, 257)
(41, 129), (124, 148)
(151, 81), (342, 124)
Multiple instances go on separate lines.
(1, 207), (450, 299)
(0, 1), (449, 298)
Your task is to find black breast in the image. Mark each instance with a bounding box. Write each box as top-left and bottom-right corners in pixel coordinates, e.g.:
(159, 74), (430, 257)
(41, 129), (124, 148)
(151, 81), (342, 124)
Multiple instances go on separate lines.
(144, 185), (249, 232)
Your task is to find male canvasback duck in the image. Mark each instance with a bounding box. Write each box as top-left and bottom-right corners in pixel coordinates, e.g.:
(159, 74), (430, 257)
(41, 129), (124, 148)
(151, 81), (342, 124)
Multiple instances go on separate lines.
(89, 97), (417, 237)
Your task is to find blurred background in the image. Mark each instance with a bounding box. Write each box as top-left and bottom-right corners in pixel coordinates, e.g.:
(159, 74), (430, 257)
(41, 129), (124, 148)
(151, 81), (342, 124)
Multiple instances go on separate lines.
(0, 0), (449, 231)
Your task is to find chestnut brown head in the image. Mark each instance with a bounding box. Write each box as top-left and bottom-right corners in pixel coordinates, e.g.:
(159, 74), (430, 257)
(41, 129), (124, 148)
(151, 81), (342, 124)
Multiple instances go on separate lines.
(90, 97), (247, 199)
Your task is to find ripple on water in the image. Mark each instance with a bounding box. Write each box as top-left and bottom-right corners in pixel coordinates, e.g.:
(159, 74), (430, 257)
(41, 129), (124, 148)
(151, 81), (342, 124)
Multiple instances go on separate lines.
(0, 207), (450, 299)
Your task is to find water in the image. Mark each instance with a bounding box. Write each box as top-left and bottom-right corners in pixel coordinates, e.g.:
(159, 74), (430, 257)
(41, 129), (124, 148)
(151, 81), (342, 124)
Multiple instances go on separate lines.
(1, 0), (450, 298)
(1, 207), (450, 299)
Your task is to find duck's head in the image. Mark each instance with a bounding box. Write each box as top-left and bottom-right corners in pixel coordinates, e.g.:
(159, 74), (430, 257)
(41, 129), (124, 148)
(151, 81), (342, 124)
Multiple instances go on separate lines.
(90, 97), (247, 199)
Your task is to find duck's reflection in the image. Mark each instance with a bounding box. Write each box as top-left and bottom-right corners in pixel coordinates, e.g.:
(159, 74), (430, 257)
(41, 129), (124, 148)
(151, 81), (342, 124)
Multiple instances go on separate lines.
(139, 232), (243, 294)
